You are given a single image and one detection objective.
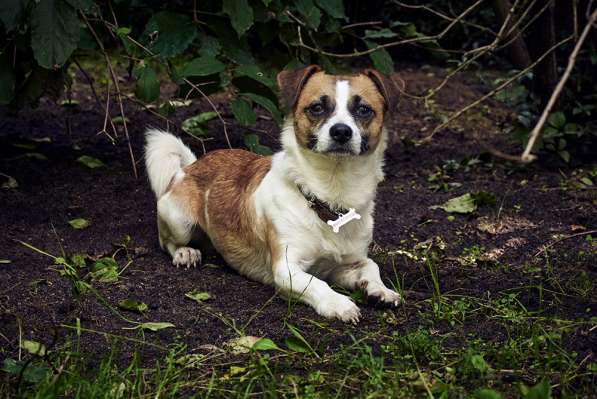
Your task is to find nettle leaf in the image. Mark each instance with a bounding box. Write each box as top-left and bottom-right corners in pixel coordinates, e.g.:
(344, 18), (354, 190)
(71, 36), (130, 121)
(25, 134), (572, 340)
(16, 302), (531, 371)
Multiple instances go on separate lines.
(135, 66), (160, 103)
(222, 0), (254, 37)
(185, 290), (211, 303)
(295, 0), (321, 29)
(118, 299), (148, 313)
(77, 155), (105, 169)
(181, 112), (218, 137)
(31, 0), (80, 69)
(68, 218), (90, 229)
(180, 56), (226, 77)
(241, 92), (282, 125)
(315, 0), (346, 19)
(244, 133), (273, 155)
(231, 98), (257, 126)
(366, 40), (394, 75)
(144, 12), (197, 58)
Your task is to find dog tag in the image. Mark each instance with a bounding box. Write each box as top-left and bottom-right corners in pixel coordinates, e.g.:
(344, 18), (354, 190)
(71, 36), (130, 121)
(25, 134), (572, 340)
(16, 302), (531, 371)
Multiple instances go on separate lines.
(327, 208), (361, 233)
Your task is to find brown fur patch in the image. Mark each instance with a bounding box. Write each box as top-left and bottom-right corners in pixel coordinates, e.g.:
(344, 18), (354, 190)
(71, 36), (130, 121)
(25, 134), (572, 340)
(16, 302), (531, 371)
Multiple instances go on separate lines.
(168, 150), (276, 276)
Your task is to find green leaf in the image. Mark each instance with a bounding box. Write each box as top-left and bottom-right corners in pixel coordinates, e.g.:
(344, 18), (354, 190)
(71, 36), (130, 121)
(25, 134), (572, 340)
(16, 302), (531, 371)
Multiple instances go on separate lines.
(68, 218), (90, 229)
(314, 0), (345, 19)
(144, 12), (197, 58)
(364, 28), (398, 39)
(547, 112), (566, 129)
(223, 0), (254, 37)
(0, 0), (25, 31)
(197, 33), (222, 57)
(244, 133), (273, 155)
(475, 389), (503, 399)
(522, 380), (551, 399)
(470, 353), (490, 373)
(21, 340), (47, 356)
(252, 338), (280, 351)
(430, 193), (477, 214)
(2, 359), (50, 383)
(138, 322), (175, 331)
(90, 257), (119, 283)
(285, 336), (310, 353)
(295, 0), (321, 29)
(558, 150), (570, 163)
(180, 56), (226, 77)
(241, 92), (282, 125)
(365, 40), (394, 75)
(135, 66), (160, 103)
(77, 155), (105, 169)
(185, 290), (211, 303)
(31, 0), (80, 69)
(181, 112), (218, 137)
(231, 98), (257, 126)
(580, 177), (593, 186)
(235, 64), (277, 89)
(225, 336), (261, 354)
(118, 299), (148, 313)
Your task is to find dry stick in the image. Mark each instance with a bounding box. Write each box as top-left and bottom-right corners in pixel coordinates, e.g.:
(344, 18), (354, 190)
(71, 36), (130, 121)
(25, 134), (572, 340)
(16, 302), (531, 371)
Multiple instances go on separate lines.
(520, 9), (597, 162)
(534, 229), (597, 257)
(98, 79), (116, 143)
(82, 14), (138, 178)
(421, 35), (573, 143)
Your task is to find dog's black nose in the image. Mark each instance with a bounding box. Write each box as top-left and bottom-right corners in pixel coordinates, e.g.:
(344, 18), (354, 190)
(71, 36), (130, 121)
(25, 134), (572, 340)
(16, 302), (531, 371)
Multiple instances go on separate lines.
(330, 123), (352, 144)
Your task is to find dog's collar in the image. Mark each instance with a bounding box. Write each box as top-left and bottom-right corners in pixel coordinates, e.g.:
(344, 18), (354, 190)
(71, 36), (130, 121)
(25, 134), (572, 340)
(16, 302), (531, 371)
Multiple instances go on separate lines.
(297, 184), (349, 222)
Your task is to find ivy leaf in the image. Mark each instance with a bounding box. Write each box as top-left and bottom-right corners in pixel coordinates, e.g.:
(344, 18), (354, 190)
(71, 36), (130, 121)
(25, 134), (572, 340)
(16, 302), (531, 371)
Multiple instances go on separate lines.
(118, 299), (148, 313)
(68, 218), (90, 229)
(241, 93), (282, 125)
(315, 0), (345, 19)
(244, 133), (273, 155)
(366, 40), (394, 75)
(231, 98), (257, 126)
(144, 12), (197, 58)
(295, 0), (321, 30)
(30, 0), (80, 68)
(185, 290), (211, 303)
(77, 155), (105, 169)
(135, 66), (160, 103)
(222, 0), (254, 37)
(180, 56), (226, 77)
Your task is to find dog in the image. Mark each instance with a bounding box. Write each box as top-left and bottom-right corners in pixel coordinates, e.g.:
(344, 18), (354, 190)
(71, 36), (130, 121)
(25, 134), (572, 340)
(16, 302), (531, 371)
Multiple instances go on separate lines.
(145, 65), (402, 322)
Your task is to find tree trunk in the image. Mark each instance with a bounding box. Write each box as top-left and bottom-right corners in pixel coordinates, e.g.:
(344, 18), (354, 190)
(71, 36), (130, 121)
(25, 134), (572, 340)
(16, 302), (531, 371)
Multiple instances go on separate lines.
(492, 0), (532, 69)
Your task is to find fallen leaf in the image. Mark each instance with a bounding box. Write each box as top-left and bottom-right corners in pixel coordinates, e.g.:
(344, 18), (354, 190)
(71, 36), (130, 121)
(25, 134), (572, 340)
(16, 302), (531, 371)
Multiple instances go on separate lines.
(138, 322), (175, 331)
(118, 299), (148, 313)
(185, 290), (211, 303)
(0, 259), (11, 264)
(77, 155), (105, 169)
(21, 340), (46, 356)
(431, 193), (477, 214)
(68, 218), (90, 229)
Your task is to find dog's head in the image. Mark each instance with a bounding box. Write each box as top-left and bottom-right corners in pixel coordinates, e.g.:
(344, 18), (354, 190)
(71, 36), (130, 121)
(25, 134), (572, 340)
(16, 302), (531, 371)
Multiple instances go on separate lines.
(277, 65), (400, 156)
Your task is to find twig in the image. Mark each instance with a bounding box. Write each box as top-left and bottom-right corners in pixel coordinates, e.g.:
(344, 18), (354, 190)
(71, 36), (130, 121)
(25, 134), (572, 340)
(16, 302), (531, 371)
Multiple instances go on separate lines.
(82, 13), (138, 178)
(520, 9), (597, 162)
(534, 229), (597, 257)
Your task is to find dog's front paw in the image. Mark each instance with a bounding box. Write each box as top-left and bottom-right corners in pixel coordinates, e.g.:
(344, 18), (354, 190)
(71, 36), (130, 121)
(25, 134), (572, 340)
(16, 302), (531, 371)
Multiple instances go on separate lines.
(172, 247), (202, 268)
(317, 293), (361, 324)
(366, 284), (402, 307)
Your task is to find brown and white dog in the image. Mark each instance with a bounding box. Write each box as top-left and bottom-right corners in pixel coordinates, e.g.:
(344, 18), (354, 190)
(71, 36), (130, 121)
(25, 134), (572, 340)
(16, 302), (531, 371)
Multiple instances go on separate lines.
(145, 65), (402, 322)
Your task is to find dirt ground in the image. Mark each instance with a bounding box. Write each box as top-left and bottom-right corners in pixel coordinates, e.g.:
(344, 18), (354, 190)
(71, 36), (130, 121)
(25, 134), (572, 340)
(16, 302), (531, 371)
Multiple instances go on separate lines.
(0, 66), (595, 377)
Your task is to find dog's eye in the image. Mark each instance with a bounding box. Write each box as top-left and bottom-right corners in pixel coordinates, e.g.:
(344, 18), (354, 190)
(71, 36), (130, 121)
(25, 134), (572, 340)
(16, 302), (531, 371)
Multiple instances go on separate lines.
(307, 103), (325, 116)
(355, 105), (373, 118)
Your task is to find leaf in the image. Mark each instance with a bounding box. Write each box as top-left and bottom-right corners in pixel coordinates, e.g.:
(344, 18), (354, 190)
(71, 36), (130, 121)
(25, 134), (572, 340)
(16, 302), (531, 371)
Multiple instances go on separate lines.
(0, 0), (25, 32)
(365, 40), (394, 75)
(89, 257), (119, 283)
(471, 191), (496, 207)
(68, 218), (90, 229)
(470, 354), (490, 373)
(244, 133), (273, 155)
(222, 0), (254, 37)
(475, 389), (503, 399)
(285, 336), (310, 353)
(231, 98), (257, 126)
(180, 56), (226, 77)
(1, 173), (18, 189)
(21, 340), (47, 356)
(135, 66), (160, 103)
(181, 112), (218, 137)
(31, 0), (80, 68)
(144, 12), (197, 58)
(235, 64), (277, 90)
(138, 322), (175, 331)
(314, 0), (345, 19)
(252, 338), (280, 351)
(580, 177), (593, 186)
(185, 290), (211, 303)
(77, 155), (105, 169)
(547, 112), (566, 129)
(431, 193), (477, 214)
(522, 380), (551, 399)
(2, 359), (50, 383)
(225, 336), (261, 354)
(118, 299), (148, 313)
(0, 259), (11, 264)
(241, 93), (282, 125)
(295, 0), (321, 29)
(364, 28), (398, 39)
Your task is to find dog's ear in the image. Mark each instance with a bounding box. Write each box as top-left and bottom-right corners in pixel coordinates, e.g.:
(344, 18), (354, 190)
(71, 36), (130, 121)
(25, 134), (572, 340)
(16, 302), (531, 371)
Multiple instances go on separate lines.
(277, 65), (322, 110)
(363, 69), (403, 113)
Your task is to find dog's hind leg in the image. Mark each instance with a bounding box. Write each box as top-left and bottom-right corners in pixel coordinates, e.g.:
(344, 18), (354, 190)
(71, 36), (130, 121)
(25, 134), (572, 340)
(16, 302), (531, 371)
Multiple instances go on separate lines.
(157, 192), (202, 268)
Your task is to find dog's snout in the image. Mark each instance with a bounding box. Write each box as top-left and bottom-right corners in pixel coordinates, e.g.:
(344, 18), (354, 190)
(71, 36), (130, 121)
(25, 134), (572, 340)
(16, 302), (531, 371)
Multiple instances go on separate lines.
(330, 123), (352, 144)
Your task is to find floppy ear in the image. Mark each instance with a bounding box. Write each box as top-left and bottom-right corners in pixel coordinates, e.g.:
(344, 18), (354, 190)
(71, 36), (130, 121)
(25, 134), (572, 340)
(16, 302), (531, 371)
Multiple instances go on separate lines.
(276, 65), (322, 111)
(363, 69), (402, 113)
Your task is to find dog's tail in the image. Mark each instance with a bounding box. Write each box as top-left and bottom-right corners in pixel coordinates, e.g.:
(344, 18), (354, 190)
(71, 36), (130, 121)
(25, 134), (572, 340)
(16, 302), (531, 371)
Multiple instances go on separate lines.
(144, 129), (197, 198)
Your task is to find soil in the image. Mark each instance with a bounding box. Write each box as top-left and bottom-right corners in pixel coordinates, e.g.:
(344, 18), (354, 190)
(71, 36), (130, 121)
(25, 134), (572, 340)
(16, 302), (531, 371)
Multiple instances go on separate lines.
(0, 66), (595, 367)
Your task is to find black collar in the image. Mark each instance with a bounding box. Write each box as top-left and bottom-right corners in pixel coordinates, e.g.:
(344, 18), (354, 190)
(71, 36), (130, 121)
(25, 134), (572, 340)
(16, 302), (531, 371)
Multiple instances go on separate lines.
(297, 184), (349, 222)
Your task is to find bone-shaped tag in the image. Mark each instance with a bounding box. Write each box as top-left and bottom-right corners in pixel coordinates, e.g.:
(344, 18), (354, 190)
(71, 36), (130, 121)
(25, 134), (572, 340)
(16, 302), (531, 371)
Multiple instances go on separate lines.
(327, 208), (361, 233)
